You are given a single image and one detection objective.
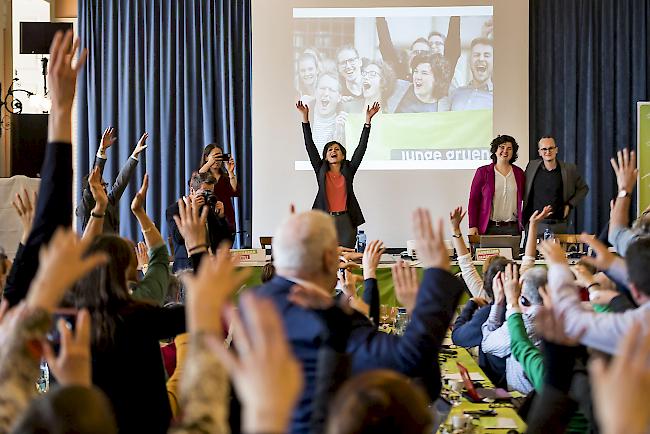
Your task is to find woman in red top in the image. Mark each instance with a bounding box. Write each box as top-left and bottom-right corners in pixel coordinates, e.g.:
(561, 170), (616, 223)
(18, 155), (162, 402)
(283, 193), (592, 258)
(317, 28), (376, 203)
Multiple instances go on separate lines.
(198, 144), (239, 234)
(296, 100), (380, 247)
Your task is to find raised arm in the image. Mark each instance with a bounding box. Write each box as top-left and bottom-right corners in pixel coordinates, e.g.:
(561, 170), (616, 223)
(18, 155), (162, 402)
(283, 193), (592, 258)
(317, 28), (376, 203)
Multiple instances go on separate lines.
(109, 132), (147, 202)
(297, 101), (322, 171)
(608, 149), (638, 255)
(81, 166), (109, 241)
(349, 102), (379, 172)
(521, 206), (552, 273)
(449, 206), (487, 298)
(444, 16), (461, 74)
(130, 174), (169, 305)
(95, 126), (116, 176)
(375, 17), (408, 80)
(2, 30), (87, 306)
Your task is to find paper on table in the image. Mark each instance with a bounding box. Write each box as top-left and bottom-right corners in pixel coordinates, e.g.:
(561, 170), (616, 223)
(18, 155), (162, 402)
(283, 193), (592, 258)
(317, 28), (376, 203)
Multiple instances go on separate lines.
(481, 417), (518, 429)
(443, 372), (485, 381)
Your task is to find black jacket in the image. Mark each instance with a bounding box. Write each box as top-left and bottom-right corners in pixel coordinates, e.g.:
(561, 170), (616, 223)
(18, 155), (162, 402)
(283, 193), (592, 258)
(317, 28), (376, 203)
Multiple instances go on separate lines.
(302, 122), (370, 228)
(523, 159), (589, 223)
(76, 155), (139, 234)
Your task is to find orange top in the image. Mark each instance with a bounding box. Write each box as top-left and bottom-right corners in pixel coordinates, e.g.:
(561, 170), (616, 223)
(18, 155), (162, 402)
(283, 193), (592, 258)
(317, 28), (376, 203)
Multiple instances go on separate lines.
(325, 171), (347, 212)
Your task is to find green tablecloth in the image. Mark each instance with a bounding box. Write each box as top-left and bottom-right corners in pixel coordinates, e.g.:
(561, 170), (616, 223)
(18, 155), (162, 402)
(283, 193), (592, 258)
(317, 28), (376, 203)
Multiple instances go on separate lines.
(240, 265), (471, 307)
(438, 346), (527, 433)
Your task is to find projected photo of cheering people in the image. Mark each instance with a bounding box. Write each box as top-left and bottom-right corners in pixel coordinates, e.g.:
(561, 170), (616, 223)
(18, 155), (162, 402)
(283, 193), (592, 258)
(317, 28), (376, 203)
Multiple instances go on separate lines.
(293, 7), (494, 166)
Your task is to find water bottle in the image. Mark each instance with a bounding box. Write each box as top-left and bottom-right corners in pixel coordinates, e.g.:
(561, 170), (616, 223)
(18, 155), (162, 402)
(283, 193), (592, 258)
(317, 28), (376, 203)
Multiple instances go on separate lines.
(543, 227), (554, 241)
(394, 307), (410, 336)
(37, 359), (49, 393)
(356, 230), (367, 253)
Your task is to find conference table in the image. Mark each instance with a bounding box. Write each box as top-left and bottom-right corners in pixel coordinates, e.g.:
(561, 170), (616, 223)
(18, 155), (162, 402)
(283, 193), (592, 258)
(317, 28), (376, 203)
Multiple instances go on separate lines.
(435, 340), (527, 433)
(236, 254), (570, 306)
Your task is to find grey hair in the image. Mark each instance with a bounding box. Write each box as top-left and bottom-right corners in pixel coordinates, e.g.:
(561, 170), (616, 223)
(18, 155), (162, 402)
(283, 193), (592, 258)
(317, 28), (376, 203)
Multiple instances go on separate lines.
(273, 210), (338, 275)
(521, 267), (547, 305)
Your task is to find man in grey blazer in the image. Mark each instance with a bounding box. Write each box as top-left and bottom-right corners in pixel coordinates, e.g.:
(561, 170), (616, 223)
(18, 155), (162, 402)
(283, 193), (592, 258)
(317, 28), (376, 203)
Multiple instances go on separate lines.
(523, 136), (589, 235)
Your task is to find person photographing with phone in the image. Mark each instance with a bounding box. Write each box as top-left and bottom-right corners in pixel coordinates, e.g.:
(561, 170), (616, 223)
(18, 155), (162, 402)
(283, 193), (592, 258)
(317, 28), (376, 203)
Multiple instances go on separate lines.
(166, 171), (232, 272)
(198, 143), (239, 235)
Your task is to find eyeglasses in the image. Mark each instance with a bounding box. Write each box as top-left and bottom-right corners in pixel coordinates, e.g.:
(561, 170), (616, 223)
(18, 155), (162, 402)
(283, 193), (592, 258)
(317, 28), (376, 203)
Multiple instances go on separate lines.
(411, 49), (430, 57)
(519, 295), (531, 307)
(338, 58), (358, 67)
(362, 70), (381, 79)
(539, 146), (557, 153)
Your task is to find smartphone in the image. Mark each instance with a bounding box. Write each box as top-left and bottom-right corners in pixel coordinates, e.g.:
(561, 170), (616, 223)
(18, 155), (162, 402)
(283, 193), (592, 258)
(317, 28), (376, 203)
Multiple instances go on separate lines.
(47, 308), (78, 351)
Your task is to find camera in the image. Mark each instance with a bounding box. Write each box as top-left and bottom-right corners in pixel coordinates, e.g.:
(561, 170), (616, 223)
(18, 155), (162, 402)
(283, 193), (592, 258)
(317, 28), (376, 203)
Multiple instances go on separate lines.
(198, 190), (218, 207)
(214, 153), (231, 162)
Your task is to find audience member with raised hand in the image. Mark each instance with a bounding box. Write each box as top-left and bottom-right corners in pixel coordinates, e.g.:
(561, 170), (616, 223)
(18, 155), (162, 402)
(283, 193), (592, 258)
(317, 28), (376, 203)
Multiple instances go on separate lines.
(3, 29), (86, 307)
(254, 209), (462, 433)
(81, 166), (108, 240)
(608, 148), (642, 256)
(167, 245), (250, 434)
(76, 130), (148, 234)
(135, 241), (149, 274)
(361, 239), (383, 324)
(482, 262), (545, 394)
(11, 189), (37, 245)
(338, 268), (369, 316)
(589, 323), (650, 434)
(540, 237), (650, 355)
(449, 206), (520, 300)
(206, 293), (302, 434)
(392, 260), (418, 314)
(0, 228), (109, 432)
(524, 205), (552, 256)
(67, 210), (185, 433)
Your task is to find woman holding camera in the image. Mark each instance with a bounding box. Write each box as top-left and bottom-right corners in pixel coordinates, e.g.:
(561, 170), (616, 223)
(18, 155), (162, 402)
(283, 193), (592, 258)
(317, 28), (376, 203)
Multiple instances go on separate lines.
(198, 144), (239, 233)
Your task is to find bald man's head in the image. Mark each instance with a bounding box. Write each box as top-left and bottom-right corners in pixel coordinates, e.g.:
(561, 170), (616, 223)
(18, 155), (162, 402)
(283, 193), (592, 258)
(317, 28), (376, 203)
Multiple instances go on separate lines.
(273, 210), (339, 284)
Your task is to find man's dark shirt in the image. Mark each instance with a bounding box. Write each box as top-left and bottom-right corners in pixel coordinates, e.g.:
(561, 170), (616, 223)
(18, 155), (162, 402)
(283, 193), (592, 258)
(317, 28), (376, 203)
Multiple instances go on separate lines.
(528, 163), (564, 220)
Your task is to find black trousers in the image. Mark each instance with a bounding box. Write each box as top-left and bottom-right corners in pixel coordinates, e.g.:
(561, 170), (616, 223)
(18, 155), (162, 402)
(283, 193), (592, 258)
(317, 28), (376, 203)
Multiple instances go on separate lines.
(332, 213), (356, 248)
(484, 221), (521, 236)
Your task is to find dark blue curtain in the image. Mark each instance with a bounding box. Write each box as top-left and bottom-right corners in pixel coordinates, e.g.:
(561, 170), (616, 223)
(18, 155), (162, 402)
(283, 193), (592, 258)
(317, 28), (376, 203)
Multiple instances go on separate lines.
(77, 0), (251, 246)
(530, 0), (650, 233)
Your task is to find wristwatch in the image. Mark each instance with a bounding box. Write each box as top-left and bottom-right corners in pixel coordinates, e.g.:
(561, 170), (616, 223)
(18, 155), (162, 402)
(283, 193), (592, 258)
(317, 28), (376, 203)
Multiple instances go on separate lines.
(617, 189), (632, 198)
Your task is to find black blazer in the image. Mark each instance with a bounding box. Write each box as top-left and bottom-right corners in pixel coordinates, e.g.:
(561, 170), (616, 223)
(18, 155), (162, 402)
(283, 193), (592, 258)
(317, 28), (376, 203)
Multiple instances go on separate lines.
(523, 159), (589, 223)
(302, 122), (370, 227)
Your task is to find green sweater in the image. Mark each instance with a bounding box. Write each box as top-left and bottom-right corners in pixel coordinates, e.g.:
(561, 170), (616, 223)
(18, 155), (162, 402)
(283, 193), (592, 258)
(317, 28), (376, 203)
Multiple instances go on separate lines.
(507, 313), (589, 433)
(132, 243), (170, 306)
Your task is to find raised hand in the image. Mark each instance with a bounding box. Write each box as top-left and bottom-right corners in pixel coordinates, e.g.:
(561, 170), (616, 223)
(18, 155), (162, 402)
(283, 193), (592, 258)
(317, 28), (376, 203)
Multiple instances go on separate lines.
(173, 197), (208, 252)
(42, 309), (92, 387)
(530, 205), (553, 225)
(362, 239), (385, 280)
(365, 101), (381, 123)
(132, 132), (148, 158)
(577, 234), (615, 271)
(502, 263), (521, 307)
(49, 30), (87, 110)
(226, 156), (236, 174)
(610, 148), (638, 194)
(135, 241), (149, 270)
(27, 228), (107, 312)
(538, 240), (567, 266)
(130, 174), (148, 215)
(99, 127), (116, 152)
(11, 189), (37, 244)
(589, 323), (650, 434)
(412, 208), (449, 270)
(206, 293), (303, 434)
(392, 260), (419, 314)
(449, 206), (467, 232)
(492, 271), (505, 305)
(185, 244), (251, 334)
(535, 307), (584, 346)
(215, 201), (225, 219)
(295, 101), (309, 123)
(88, 166), (108, 212)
